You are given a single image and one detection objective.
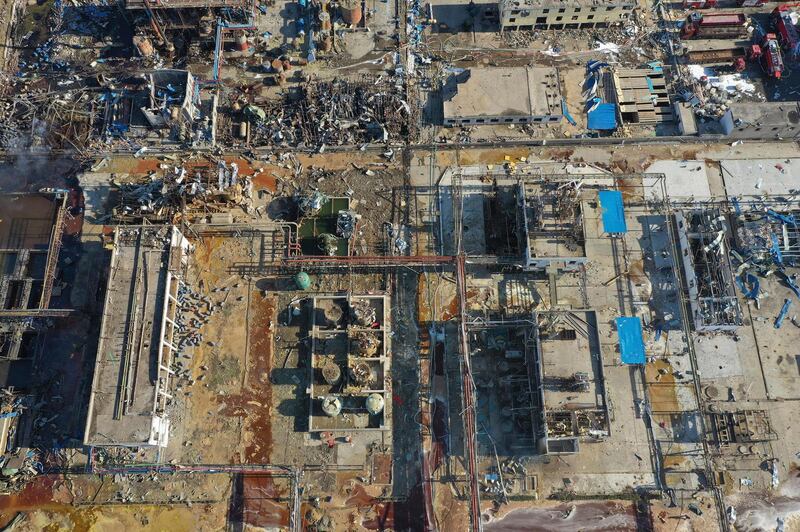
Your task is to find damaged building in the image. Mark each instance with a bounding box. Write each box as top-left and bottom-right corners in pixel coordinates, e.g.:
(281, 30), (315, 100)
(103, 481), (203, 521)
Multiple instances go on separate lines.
(127, 0), (252, 59)
(498, 0), (636, 31)
(103, 70), (215, 144)
(719, 102), (800, 140)
(675, 209), (743, 331)
(517, 178), (589, 271)
(0, 191), (72, 492)
(84, 226), (191, 448)
(469, 310), (608, 457)
(0, 191), (71, 361)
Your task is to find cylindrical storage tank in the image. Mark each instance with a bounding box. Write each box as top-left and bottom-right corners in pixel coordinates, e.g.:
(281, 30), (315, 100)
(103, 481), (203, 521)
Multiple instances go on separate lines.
(319, 11), (331, 31)
(322, 361), (341, 385)
(294, 271), (311, 289)
(340, 0), (362, 25)
(366, 393), (384, 415)
(133, 36), (154, 57)
(321, 36), (332, 53)
(235, 34), (249, 52)
(321, 396), (342, 417)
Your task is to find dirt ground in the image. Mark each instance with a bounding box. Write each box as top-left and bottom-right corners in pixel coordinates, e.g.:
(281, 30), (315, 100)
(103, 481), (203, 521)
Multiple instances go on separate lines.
(6, 503), (228, 531)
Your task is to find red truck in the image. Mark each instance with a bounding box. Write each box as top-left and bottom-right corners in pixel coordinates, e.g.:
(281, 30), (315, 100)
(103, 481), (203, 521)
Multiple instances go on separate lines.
(772, 6), (800, 59)
(684, 0), (717, 8)
(757, 33), (785, 77)
(681, 12), (750, 39)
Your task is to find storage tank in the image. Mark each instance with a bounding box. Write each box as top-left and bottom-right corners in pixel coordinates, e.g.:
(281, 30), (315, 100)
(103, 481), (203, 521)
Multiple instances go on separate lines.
(340, 0), (362, 25)
(366, 393), (384, 415)
(235, 33), (249, 52)
(321, 396), (342, 417)
(319, 10), (332, 31)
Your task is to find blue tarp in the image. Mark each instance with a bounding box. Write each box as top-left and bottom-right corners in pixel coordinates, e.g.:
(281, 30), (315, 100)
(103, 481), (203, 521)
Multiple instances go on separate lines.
(587, 103), (617, 131)
(616, 317), (645, 365)
(562, 99), (576, 126)
(599, 190), (627, 234)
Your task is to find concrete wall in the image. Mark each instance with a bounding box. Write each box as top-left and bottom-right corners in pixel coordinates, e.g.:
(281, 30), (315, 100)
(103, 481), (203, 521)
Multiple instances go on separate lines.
(444, 114), (562, 127)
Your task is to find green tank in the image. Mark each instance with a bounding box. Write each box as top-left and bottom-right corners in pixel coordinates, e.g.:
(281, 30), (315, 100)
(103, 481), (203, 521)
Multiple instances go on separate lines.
(294, 271), (311, 290)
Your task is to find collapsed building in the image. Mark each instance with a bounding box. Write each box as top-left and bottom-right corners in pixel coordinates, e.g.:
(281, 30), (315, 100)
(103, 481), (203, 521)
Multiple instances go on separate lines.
(102, 70), (215, 144)
(498, 0), (636, 31)
(245, 76), (415, 146)
(0, 191), (71, 361)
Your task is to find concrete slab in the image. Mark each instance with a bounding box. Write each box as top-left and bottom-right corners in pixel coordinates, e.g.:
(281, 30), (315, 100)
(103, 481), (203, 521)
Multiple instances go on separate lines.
(694, 335), (744, 380)
(720, 158), (800, 198)
(643, 160), (712, 200)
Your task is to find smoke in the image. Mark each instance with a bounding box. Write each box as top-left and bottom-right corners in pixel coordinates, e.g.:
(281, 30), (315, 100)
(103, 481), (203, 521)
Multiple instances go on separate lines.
(0, 124), (80, 193)
(729, 475), (800, 531)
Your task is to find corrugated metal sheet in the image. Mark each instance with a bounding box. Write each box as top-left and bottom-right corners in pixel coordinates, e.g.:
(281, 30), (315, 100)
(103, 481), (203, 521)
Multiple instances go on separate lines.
(587, 103), (617, 131)
(616, 317), (645, 365)
(599, 190), (627, 234)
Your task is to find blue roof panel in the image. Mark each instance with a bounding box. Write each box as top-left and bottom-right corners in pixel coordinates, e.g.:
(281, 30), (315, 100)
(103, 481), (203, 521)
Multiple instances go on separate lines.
(616, 317), (646, 365)
(587, 103), (617, 130)
(599, 190), (627, 234)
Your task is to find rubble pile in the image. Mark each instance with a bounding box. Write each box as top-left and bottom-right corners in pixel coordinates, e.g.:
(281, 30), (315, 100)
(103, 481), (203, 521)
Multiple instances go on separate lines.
(113, 160), (255, 222)
(687, 65), (761, 120)
(349, 299), (376, 327)
(171, 283), (223, 391)
(731, 205), (800, 319)
(250, 77), (414, 147)
(0, 449), (43, 494)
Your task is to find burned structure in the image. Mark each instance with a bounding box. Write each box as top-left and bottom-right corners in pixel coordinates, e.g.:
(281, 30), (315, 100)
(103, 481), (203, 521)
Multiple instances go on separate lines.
(0, 191), (71, 361)
(675, 209), (742, 331)
(84, 226), (191, 448)
(517, 179), (588, 271)
(307, 295), (390, 433)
